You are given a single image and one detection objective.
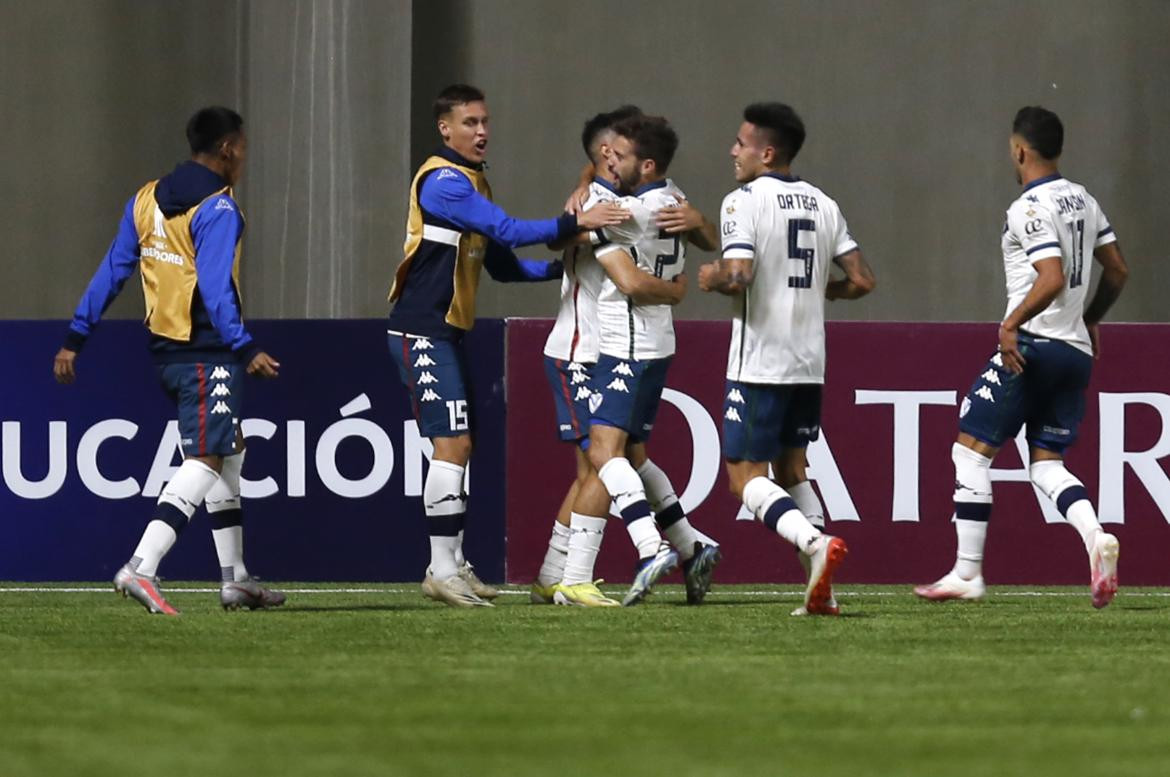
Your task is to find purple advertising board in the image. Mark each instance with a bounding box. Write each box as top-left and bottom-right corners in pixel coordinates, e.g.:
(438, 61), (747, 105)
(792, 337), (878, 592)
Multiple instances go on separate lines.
(505, 320), (1170, 586)
(0, 319), (507, 582)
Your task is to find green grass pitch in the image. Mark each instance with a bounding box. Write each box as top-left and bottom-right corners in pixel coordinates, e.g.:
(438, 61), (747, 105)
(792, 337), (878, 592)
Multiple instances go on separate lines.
(1, 584), (1167, 777)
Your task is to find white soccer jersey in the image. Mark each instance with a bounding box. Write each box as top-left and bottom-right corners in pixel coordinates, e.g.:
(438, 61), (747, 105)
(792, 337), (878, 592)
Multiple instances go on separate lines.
(1001, 174), (1115, 355)
(719, 173), (858, 384)
(543, 180), (617, 363)
(594, 179), (687, 361)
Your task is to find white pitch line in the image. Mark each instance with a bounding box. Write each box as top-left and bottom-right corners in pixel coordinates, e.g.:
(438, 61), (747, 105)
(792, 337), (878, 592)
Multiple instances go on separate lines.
(0, 587), (1168, 597)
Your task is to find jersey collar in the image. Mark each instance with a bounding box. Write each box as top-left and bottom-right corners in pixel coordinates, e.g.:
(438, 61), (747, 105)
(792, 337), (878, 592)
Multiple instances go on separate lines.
(1022, 173), (1063, 192)
(761, 171), (801, 183)
(633, 178), (669, 196)
(592, 176), (619, 194)
(436, 145), (484, 171)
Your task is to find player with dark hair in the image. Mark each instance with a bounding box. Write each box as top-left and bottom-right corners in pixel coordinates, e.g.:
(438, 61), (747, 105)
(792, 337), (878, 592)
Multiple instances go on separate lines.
(915, 106), (1129, 607)
(54, 106), (285, 615)
(699, 102), (875, 616)
(531, 107), (720, 607)
(388, 84), (628, 608)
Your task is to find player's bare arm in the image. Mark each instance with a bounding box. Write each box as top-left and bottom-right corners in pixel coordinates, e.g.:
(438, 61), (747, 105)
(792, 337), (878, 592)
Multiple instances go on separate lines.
(697, 258), (754, 295)
(655, 199), (718, 251)
(1082, 241), (1129, 358)
(825, 249), (876, 300)
(597, 249), (686, 306)
(998, 256), (1064, 374)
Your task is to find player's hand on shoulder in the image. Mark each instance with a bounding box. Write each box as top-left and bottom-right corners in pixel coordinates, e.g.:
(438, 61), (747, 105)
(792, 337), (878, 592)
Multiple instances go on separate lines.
(53, 348), (77, 385)
(247, 351), (281, 379)
(655, 199), (701, 234)
(563, 183), (590, 215)
(577, 200), (630, 230)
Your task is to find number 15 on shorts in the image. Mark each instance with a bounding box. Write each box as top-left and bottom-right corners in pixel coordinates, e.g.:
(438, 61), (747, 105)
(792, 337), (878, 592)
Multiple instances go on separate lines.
(446, 399), (469, 432)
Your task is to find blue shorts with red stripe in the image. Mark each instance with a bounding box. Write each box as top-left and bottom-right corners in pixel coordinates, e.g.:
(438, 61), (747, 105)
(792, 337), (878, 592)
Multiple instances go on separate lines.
(543, 356), (594, 443)
(388, 332), (471, 438)
(157, 362), (244, 457)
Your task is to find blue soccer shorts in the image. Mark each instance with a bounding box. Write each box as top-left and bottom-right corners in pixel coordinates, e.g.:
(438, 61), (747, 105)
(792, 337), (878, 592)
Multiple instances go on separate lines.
(157, 361), (245, 458)
(588, 354), (672, 443)
(958, 331), (1092, 452)
(721, 381), (822, 462)
(543, 356), (594, 443)
(388, 331), (472, 438)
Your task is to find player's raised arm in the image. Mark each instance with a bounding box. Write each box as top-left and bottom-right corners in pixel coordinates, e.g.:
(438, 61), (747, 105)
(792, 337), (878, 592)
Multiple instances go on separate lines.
(482, 240), (563, 283)
(54, 196), (143, 384)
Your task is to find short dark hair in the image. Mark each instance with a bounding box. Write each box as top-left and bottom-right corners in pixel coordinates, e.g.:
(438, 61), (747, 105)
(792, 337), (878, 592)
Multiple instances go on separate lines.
(186, 107), (243, 155)
(610, 115), (678, 173)
(580, 104), (643, 161)
(434, 84), (485, 120)
(1013, 106), (1063, 160)
(743, 102), (805, 164)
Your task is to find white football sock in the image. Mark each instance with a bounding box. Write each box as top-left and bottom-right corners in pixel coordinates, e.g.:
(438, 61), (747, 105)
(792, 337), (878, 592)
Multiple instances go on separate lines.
(537, 520), (571, 587)
(742, 476), (821, 553)
(599, 458), (661, 559)
(454, 530), (466, 568)
(1030, 459), (1101, 553)
(626, 517), (662, 560)
(953, 518), (988, 580)
(562, 513), (607, 586)
(206, 451), (247, 582)
(952, 443), (993, 579)
(135, 458), (220, 576)
(789, 480), (825, 530)
(424, 460), (466, 580)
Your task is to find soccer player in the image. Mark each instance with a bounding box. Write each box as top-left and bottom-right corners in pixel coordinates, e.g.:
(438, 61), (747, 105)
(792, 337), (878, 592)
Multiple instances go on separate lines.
(698, 102), (875, 616)
(915, 107), (1129, 608)
(533, 108), (722, 607)
(560, 114), (722, 607)
(54, 107), (285, 615)
(388, 84), (628, 608)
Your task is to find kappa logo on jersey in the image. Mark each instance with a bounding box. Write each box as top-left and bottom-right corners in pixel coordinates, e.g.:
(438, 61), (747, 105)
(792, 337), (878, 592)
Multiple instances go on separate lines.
(980, 369), (1001, 386)
(211, 401), (231, 415)
(417, 372), (438, 385)
(420, 388), (442, 402)
(414, 354), (436, 368)
(974, 386), (996, 403)
(574, 386), (593, 402)
(210, 383), (231, 397)
(725, 407), (742, 423)
(606, 378), (629, 393)
(210, 366), (231, 381)
(412, 338), (433, 351)
(436, 168), (460, 181)
(727, 388), (745, 404)
(214, 198), (235, 212)
(611, 362), (634, 377)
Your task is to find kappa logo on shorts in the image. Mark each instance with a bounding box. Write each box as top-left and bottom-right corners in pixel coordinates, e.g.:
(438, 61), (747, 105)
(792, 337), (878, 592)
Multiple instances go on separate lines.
(568, 362), (586, 373)
(571, 371), (589, 385)
(797, 426), (820, 436)
(725, 407), (742, 423)
(211, 401), (231, 415)
(210, 366), (231, 381)
(412, 338), (433, 351)
(417, 371), (438, 385)
(981, 369), (1001, 386)
(606, 378), (629, 393)
(727, 388), (745, 404)
(210, 383), (231, 397)
(990, 353), (1004, 368)
(611, 362), (634, 377)
(574, 386), (594, 402)
(414, 354), (436, 367)
(974, 386), (995, 403)
(420, 388), (442, 402)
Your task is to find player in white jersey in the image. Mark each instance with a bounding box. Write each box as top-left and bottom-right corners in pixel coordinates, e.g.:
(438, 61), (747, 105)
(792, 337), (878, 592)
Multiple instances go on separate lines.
(915, 107), (1129, 608)
(699, 102), (876, 616)
(532, 110), (723, 607)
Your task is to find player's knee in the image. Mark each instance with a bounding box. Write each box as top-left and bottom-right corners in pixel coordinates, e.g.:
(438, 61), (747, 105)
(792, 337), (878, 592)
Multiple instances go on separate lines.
(434, 435), (472, 466)
(587, 444), (612, 475)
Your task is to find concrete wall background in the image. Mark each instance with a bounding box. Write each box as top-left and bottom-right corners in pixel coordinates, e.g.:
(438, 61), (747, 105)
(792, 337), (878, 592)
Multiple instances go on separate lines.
(3, 0), (1166, 326)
